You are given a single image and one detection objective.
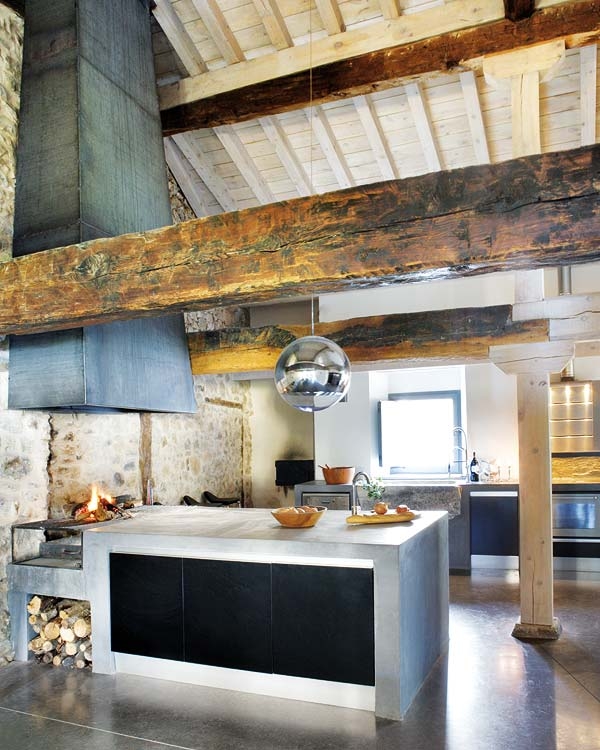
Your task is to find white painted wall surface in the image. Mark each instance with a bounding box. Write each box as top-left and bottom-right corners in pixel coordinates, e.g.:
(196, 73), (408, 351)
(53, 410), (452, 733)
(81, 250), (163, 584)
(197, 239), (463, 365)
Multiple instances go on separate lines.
(313, 364), (520, 481)
(314, 372), (372, 479)
(249, 379), (314, 508)
(464, 363), (519, 481)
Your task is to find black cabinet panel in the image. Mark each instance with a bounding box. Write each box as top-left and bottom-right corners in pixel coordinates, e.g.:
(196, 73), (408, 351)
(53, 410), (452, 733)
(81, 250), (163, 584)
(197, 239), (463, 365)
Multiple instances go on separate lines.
(470, 495), (519, 556)
(183, 558), (272, 674)
(110, 553), (184, 661)
(272, 564), (374, 686)
(553, 539), (600, 558)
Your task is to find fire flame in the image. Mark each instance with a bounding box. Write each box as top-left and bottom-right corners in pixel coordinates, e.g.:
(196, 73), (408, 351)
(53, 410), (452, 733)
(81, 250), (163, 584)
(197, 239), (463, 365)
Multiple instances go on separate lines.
(88, 485), (99, 512)
(87, 485), (114, 513)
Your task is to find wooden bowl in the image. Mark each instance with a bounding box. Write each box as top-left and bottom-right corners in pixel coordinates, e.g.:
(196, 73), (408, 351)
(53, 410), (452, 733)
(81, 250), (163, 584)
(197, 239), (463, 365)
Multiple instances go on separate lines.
(272, 506), (327, 528)
(322, 466), (355, 485)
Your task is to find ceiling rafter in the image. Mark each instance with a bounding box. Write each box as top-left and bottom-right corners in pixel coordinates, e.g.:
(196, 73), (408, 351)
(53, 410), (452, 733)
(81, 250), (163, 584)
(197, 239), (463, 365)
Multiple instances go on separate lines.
(314, 0), (346, 35)
(309, 106), (355, 188)
(152, 0), (207, 76)
(190, 0), (245, 64)
(379, 0), (400, 20)
(251, 0), (293, 49)
(580, 44), (598, 145)
(171, 133), (238, 212)
(165, 137), (213, 217)
(214, 125), (276, 203)
(158, 2), (600, 133)
(404, 82), (441, 172)
(259, 116), (312, 196)
(353, 94), (398, 180)
(459, 71), (490, 164)
(160, 0), (503, 114)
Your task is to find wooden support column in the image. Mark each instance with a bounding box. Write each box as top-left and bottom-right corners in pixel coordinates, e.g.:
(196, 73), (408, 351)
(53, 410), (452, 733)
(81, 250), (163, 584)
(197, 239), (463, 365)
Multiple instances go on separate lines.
(490, 341), (573, 640)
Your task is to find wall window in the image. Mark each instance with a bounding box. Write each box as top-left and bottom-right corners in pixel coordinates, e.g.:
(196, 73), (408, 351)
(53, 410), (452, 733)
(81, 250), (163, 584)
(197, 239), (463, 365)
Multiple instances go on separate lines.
(379, 390), (462, 475)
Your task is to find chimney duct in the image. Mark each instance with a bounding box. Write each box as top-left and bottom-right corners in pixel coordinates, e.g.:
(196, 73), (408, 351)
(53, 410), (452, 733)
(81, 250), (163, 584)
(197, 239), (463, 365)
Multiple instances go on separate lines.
(8, 0), (196, 412)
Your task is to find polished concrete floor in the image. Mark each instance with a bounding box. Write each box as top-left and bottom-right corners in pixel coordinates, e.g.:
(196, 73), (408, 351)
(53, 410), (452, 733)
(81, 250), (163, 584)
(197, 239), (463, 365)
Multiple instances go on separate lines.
(1, 570), (599, 750)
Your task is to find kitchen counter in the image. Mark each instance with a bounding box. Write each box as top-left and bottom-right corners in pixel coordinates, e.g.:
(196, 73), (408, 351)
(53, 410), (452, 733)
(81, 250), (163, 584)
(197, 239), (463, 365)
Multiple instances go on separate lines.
(78, 506), (448, 721)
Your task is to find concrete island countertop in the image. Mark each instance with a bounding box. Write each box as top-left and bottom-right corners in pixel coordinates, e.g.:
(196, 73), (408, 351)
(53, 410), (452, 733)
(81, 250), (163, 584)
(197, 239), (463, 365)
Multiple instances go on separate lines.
(84, 505), (446, 548)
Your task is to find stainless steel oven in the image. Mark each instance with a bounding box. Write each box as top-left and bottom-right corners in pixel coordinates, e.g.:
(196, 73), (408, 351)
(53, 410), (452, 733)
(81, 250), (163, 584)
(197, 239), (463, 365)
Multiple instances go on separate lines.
(552, 493), (600, 538)
(294, 481), (352, 510)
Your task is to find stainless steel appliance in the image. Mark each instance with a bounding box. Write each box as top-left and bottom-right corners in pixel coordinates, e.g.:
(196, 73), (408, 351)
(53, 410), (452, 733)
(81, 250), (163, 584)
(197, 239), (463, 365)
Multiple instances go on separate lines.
(552, 492), (600, 538)
(294, 481), (352, 510)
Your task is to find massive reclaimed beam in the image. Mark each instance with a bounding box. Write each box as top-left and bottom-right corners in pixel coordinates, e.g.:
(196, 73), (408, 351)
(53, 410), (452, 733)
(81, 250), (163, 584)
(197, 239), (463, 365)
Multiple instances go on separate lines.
(0, 145), (598, 336)
(187, 306), (549, 375)
(161, 1), (600, 133)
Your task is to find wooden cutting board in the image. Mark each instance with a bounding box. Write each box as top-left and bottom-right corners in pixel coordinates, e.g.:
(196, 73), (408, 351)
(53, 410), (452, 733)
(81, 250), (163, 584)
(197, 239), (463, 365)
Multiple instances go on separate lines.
(346, 511), (419, 525)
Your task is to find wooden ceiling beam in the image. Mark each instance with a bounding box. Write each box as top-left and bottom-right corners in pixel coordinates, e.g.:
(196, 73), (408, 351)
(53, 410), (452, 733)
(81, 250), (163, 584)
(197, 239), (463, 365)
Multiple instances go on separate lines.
(0, 145), (597, 337)
(503, 0), (536, 23)
(160, 1), (600, 134)
(187, 305), (549, 375)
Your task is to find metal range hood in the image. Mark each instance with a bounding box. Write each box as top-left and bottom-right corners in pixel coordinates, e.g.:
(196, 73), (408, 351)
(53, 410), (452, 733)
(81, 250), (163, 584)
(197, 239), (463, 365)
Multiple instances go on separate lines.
(8, 0), (196, 413)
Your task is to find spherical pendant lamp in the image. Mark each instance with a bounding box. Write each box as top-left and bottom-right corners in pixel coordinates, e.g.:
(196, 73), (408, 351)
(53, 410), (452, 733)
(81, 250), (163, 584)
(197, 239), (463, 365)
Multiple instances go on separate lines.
(274, 335), (351, 412)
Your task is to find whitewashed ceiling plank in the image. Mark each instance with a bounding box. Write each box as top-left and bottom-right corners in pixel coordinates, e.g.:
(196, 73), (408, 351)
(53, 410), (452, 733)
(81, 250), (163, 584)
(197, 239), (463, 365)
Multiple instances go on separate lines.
(172, 132), (239, 212)
(159, 1), (505, 108)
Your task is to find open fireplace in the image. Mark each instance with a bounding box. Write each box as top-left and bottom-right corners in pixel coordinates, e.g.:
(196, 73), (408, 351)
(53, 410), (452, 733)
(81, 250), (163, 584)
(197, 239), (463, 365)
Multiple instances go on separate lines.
(11, 486), (135, 570)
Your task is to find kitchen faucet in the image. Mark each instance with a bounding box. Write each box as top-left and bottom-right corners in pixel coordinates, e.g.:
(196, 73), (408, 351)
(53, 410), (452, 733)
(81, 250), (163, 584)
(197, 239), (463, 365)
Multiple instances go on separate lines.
(451, 427), (468, 479)
(352, 471), (371, 516)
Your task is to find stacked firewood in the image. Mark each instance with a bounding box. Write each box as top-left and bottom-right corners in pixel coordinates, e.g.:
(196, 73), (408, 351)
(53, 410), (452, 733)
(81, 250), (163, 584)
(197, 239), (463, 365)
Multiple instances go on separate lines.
(27, 596), (92, 669)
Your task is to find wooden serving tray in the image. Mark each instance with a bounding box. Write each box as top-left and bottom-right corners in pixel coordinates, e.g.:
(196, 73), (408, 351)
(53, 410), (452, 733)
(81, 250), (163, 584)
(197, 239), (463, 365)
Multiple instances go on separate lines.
(346, 511), (419, 525)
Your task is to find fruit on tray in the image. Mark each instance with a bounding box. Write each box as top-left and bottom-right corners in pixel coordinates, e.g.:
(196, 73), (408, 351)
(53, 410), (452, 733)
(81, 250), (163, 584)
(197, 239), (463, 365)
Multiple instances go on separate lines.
(373, 502), (389, 515)
(396, 504), (410, 514)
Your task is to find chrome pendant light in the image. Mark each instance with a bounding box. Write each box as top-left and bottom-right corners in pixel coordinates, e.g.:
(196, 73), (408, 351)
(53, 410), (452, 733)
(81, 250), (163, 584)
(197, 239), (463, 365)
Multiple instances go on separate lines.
(273, 22), (351, 412)
(274, 334), (351, 412)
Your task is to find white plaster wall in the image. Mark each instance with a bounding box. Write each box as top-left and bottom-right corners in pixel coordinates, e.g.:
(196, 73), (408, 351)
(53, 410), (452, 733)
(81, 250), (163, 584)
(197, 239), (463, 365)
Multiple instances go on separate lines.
(313, 364), (520, 481)
(464, 363), (519, 480)
(314, 372), (373, 478)
(319, 273), (516, 320)
(249, 379), (313, 508)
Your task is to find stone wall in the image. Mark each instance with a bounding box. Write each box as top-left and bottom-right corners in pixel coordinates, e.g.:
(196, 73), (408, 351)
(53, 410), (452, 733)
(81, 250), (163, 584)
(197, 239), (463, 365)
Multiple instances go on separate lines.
(0, 11), (254, 664)
(0, 7), (22, 263)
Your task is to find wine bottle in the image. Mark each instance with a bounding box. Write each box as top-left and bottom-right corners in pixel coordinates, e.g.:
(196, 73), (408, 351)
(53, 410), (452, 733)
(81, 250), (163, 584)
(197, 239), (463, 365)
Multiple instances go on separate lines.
(470, 452), (480, 482)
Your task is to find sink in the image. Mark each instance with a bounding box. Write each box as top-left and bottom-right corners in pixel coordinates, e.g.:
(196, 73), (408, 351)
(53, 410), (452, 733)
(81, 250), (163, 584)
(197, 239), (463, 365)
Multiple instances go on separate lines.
(385, 478), (463, 486)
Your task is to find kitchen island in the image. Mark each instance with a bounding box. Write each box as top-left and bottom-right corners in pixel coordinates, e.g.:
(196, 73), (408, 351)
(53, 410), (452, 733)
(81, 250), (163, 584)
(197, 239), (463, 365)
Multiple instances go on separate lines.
(13, 506), (449, 721)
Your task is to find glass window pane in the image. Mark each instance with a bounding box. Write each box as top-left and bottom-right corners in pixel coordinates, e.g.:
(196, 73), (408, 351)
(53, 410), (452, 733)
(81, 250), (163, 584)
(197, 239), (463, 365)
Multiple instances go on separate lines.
(380, 394), (459, 474)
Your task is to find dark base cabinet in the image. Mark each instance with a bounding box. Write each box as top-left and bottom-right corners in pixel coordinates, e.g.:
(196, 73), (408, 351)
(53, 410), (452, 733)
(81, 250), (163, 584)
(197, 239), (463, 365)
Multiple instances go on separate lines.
(183, 558), (272, 673)
(272, 564), (375, 686)
(110, 554), (375, 686)
(470, 493), (519, 556)
(110, 553), (184, 661)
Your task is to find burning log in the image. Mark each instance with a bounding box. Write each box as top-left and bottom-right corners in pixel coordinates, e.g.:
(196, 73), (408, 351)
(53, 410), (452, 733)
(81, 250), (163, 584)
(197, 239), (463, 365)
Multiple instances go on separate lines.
(71, 485), (133, 523)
